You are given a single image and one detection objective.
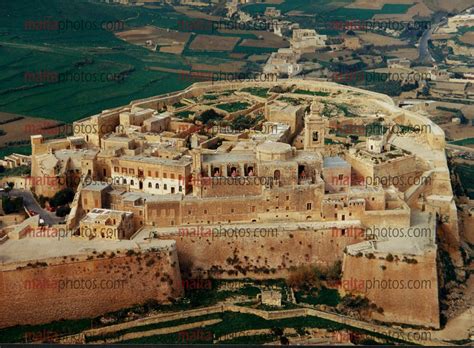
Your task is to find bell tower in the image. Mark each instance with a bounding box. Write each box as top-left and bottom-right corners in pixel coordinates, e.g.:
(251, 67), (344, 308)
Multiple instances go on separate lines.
(304, 102), (325, 150)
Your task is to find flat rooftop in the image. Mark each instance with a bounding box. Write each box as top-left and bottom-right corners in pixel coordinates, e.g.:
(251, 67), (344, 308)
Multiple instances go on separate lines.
(0, 237), (175, 268)
(323, 156), (349, 168)
(119, 155), (192, 166)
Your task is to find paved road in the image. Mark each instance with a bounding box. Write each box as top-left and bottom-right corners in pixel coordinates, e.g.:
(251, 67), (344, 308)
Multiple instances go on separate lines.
(418, 15), (446, 64)
(10, 189), (64, 225)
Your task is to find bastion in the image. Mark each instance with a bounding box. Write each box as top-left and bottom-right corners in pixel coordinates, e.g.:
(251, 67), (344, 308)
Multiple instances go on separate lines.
(0, 238), (182, 328)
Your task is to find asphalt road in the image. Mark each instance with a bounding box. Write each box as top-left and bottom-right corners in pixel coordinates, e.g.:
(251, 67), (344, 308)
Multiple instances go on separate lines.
(418, 15), (447, 64)
(9, 189), (64, 225)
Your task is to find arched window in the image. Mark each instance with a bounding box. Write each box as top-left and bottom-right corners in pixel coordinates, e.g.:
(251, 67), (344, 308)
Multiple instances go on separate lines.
(130, 180), (134, 186)
(273, 170), (281, 180)
(155, 183), (159, 189)
(148, 182), (152, 188)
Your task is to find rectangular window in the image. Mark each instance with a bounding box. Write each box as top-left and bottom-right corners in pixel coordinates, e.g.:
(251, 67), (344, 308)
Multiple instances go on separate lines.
(307, 203), (312, 210)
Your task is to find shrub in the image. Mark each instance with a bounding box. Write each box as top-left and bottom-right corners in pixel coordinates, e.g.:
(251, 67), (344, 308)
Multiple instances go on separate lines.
(55, 205), (71, 217)
(2, 196), (23, 214)
(50, 188), (75, 208)
(197, 109), (224, 125)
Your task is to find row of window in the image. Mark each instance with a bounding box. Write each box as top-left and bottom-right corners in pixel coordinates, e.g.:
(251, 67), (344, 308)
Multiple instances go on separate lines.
(113, 167), (182, 180)
(145, 182), (183, 192)
(120, 178), (183, 192)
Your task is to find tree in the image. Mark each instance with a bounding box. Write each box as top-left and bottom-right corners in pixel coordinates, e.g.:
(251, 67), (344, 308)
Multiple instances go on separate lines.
(231, 115), (256, 131)
(326, 260), (342, 281)
(4, 182), (13, 197)
(50, 188), (75, 208)
(2, 196), (23, 214)
(56, 205), (71, 217)
(287, 265), (323, 290)
(197, 109), (223, 125)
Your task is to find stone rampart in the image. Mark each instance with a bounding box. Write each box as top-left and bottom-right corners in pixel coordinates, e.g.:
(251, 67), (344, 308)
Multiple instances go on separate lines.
(340, 249), (439, 328)
(0, 245), (183, 328)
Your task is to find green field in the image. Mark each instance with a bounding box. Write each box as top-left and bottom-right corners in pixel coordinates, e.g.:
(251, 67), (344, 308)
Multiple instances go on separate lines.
(449, 137), (474, 146)
(455, 164), (474, 199)
(216, 102), (250, 113)
(0, 145), (31, 157)
(243, 1), (411, 19)
(0, 0), (271, 127)
(122, 311), (408, 345)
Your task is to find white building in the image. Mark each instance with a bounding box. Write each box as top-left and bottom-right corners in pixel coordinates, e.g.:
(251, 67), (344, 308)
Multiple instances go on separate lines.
(263, 48), (302, 78)
(291, 29), (327, 53)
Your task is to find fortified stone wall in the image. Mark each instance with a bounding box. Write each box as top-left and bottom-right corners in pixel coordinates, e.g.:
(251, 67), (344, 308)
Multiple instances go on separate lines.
(130, 80), (395, 113)
(0, 244), (183, 328)
(73, 111), (121, 147)
(392, 112), (445, 151)
(156, 227), (365, 279)
(340, 249), (439, 328)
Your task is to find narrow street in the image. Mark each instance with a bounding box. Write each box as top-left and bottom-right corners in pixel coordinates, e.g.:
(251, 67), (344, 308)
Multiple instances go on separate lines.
(8, 189), (64, 225)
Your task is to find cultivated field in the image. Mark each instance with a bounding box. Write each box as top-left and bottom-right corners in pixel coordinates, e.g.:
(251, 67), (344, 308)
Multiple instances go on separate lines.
(115, 26), (191, 54)
(189, 35), (240, 51)
(173, 6), (222, 21)
(386, 48), (420, 60)
(0, 112), (63, 152)
(191, 62), (246, 73)
(234, 31), (289, 49)
(359, 32), (407, 47)
(459, 31), (474, 46)
(345, 0), (415, 10)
